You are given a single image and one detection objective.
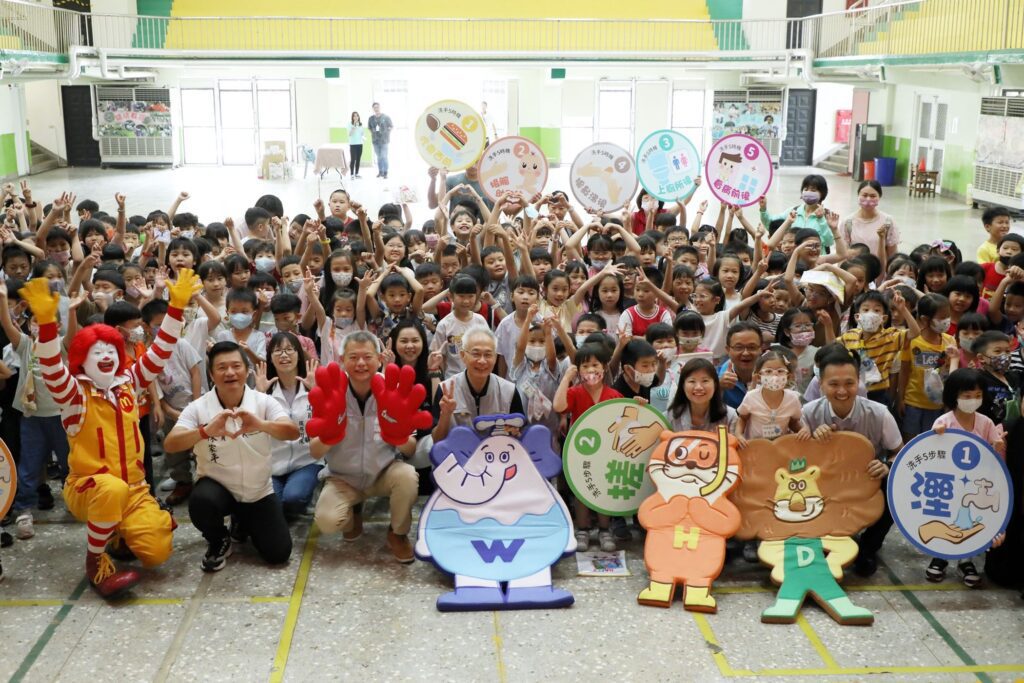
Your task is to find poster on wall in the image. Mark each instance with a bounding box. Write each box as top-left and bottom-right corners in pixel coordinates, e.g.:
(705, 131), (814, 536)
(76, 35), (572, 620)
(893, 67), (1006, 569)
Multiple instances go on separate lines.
(97, 101), (171, 138)
(704, 134), (773, 207)
(834, 109), (853, 144)
(711, 101), (781, 142)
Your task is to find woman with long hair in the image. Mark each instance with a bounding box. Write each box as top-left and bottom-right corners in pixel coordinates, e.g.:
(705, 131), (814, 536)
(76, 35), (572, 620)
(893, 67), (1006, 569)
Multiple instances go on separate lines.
(348, 111), (364, 178)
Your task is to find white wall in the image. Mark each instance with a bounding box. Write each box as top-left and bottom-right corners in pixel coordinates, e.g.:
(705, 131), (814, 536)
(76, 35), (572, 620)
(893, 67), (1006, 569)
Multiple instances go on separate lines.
(23, 80), (65, 160)
(812, 82), (854, 160)
(91, 0), (138, 49)
(0, 84), (30, 179)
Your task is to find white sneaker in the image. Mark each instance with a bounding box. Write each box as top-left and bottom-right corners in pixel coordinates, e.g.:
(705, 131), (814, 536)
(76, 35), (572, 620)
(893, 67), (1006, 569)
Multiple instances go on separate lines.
(158, 477), (176, 492)
(575, 530), (590, 552)
(598, 530), (617, 553)
(15, 513), (34, 540)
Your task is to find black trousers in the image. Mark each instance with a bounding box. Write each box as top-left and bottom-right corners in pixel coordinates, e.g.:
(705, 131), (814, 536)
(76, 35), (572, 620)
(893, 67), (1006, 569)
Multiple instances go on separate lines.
(349, 144), (362, 175)
(858, 481), (893, 558)
(188, 477), (292, 565)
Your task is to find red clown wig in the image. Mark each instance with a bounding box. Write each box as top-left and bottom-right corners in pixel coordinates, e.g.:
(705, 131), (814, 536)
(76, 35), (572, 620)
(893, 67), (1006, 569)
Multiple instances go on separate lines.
(67, 324), (129, 377)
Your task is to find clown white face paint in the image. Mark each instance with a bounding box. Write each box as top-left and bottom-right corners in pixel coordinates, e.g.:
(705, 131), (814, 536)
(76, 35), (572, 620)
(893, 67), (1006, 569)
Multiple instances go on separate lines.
(83, 341), (119, 390)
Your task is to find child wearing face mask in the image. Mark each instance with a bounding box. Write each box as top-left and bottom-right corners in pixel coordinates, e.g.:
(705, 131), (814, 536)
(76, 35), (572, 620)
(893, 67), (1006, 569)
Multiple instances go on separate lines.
(840, 291), (920, 406)
(734, 347), (809, 442)
(613, 339), (660, 402)
(897, 293), (956, 441)
(971, 331), (1021, 427)
(928, 368), (1007, 587)
(956, 313), (990, 370)
(510, 310), (569, 450)
(214, 288), (267, 371)
(553, 343), (623, 554)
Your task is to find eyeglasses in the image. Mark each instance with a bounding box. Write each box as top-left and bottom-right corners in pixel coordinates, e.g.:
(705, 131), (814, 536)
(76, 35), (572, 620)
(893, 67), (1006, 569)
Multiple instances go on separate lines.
(271, 347), (297, 357)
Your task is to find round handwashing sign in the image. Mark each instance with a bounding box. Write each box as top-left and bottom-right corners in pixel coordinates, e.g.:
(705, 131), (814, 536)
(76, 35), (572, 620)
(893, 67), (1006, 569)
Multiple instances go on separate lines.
(704, 133), (773, 207)
(563, 399), (669, 516)
(569, 142), (639, 213)
(414, 99), (488, 171)
(888, 429), (1012, 561)
(635, 130), (701, 202)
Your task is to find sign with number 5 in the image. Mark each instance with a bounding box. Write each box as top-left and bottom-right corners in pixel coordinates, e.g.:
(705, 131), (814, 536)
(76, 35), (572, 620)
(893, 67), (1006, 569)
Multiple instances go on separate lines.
(703, 133), (773, 207)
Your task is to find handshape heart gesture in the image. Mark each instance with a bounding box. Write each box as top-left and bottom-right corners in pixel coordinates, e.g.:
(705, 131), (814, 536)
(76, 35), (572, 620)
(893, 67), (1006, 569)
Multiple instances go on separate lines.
(203, 407), (263, 439)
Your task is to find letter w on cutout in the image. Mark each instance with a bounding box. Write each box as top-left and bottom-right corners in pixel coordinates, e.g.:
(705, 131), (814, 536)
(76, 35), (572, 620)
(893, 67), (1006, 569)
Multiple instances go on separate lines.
(673, 526), (700, 550)
(471, 539), (525, 563)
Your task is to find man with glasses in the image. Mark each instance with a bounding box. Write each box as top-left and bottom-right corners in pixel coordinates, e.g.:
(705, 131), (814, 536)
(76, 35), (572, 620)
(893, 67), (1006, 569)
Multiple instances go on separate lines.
(310, 332), (421, 563)
(718, 322), (763, 409)
(432, 326), (524, 442)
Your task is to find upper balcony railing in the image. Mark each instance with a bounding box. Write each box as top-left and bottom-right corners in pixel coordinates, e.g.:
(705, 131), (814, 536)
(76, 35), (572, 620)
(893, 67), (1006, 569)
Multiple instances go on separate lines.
(0, 0), (1021, 64)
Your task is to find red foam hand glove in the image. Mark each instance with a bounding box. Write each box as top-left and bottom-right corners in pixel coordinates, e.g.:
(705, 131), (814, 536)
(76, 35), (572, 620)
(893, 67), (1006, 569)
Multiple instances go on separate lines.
(372, 363), (433, 446)
(307, 363), (349, 446)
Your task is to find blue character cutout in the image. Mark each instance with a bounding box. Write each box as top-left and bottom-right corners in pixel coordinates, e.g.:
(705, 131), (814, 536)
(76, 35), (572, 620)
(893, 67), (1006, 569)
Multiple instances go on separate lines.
(415, 414), (575, 611)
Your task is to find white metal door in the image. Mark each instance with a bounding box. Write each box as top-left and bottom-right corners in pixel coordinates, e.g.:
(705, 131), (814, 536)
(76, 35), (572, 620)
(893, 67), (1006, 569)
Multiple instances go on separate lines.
(915, 95), (948, 189)
(597, 81), (634, 152)
(181, 88), (217, 165)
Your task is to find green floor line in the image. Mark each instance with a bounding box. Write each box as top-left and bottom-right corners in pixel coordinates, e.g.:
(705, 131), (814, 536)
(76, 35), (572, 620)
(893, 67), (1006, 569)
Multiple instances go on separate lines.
(882, 564), (991, 683)
(10, 578), (88, 683)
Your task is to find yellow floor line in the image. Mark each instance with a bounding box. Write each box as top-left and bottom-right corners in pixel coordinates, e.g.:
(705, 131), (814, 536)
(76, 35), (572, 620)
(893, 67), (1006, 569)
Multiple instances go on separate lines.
(691, 613), (736, 676)
(0, 595), (292, 608)
(795, 614), (839, 670)
(268, 526), (319, 683)
(492, 612), (508, 683)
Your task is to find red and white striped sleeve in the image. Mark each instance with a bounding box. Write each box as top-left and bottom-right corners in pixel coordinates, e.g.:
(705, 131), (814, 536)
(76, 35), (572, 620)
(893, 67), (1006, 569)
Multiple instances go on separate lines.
(36, 320), (85, 435)
(129, 304), (184, 391)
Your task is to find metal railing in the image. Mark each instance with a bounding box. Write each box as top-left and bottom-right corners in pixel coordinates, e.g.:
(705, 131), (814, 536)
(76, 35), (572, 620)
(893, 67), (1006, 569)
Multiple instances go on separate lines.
(1, 0), (1021, 62)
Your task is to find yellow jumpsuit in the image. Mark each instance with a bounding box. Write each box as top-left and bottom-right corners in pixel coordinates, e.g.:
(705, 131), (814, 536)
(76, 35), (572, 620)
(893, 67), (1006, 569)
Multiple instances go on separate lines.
(62, 380), (173, 567)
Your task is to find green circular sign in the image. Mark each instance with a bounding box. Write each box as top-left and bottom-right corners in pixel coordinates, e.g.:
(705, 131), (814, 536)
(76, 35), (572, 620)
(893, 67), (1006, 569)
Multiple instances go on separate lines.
(562, 399), (670, 517)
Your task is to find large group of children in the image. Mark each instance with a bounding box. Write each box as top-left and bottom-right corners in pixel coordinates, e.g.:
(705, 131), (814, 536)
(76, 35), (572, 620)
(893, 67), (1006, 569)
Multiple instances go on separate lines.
(0, 170), (1020, 589)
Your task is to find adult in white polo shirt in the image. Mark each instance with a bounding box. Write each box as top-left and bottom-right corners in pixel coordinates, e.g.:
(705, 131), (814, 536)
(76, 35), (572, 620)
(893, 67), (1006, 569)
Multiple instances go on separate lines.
(165, 341), (300, 573)
(311, 331), (420, 563)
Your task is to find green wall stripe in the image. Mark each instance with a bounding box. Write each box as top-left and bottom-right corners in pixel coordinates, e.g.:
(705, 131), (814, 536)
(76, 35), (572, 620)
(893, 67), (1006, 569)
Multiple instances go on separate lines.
(0, 133), (18, 177)
(520, 126), (561, 165)
(705, 0), (746, 50)
(882, 135), (911, 184)
(327, 128), (371, 161)
(133, 0), (172, 49)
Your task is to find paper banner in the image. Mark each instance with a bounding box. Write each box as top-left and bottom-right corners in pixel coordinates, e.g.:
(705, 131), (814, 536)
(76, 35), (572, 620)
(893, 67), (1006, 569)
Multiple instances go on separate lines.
(479, 136), (549, 202)
(414, 99), (487, 171)
(569, 142), (639, 213)
(0, 437), (17, 520)
(563, 399), (669, 516)
(888, 429), (1013, 561)
(704, 133), (773, 207)
(635, 130), (701, 202)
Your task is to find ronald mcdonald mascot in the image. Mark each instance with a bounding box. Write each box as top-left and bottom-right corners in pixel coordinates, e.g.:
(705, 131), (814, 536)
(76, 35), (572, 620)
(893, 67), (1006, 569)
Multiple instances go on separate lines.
(20, 270), (200, 598)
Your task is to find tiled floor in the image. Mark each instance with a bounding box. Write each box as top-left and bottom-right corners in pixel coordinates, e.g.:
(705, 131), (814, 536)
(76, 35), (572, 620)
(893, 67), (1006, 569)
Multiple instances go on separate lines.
(2, 164), (1022, 682)
(2, 492), (1023, 682)
(13, 162), (1002, 261)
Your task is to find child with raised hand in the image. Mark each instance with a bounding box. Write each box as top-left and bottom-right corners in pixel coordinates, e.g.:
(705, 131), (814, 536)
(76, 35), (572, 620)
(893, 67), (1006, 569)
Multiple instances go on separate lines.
(898, 293), (957, 441)
(618, 267), (675, 340)
(840, 290), (919, 406)
(691, 277), (777, 362)
(713, 252), (745, 311)
(553, 342), (623, 553)
(955, 312), (990, 370)
(539, 263), (616, 332)
(493, 275), (540, 378)
(928, 368), (1007, 587)
(734, 346), (809, 443)
(586, 265), (625, 334)
(971, 330), (1021, 427)
(987, 263), (1024, 334)
(365, 263), (425, 342)
(510, 306), (567, 447)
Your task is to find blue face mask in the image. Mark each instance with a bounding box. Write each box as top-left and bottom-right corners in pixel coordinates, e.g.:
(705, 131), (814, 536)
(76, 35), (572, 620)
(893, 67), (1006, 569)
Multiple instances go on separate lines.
(286, 279), (303, 293)
(229, 312), (253, 330)
(255, 257), (276, 273)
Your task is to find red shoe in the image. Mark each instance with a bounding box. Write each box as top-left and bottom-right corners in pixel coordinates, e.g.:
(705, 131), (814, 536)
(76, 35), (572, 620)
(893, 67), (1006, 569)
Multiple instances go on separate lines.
(86, 552), (140, 598)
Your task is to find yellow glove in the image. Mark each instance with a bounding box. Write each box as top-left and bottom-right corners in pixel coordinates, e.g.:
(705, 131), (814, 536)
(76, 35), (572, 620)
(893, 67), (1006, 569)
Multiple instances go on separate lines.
(167, 268), (202, 310)
(21, 278), (60, 325)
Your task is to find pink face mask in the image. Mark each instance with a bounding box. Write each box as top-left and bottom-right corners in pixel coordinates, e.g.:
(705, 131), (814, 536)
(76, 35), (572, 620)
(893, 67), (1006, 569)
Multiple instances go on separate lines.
(859, 197), (879, 208)
(581, 371), (603, 386)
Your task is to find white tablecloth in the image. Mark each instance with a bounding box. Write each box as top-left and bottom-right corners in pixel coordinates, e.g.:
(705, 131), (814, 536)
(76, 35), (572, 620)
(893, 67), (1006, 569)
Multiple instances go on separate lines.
(314, 144), (349, 175)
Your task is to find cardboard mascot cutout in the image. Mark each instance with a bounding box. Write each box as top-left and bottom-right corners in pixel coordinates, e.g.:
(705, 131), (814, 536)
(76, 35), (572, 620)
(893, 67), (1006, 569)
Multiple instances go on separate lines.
(733, 433), (884, 625)
(638, 426), (741, 612)
(19, 270), (201, 598)
(416, 414), (575, 611)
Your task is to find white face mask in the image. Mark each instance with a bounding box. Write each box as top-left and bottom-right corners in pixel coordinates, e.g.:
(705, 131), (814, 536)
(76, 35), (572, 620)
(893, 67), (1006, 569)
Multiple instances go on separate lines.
(524, 346), (546, 362)
(959, 334), (977, 352)
(127, 325), (145, 343)
(332, 271), (353, 287)
(761, 374), (789, 391)
(857, 311), (883, 333)
(575, 334), (590, 347)
(83, 341), (119, 390)
(678, 336), (702, 351)
(957, 397), (983, 414)
(634, 370), (656, 387)
(931, 318), (951, 333)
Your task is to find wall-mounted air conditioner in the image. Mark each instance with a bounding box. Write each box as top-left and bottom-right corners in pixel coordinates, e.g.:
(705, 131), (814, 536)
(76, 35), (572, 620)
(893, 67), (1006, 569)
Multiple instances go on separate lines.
(96, 86), (173, 167)
(972, 97), (1024, 210)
